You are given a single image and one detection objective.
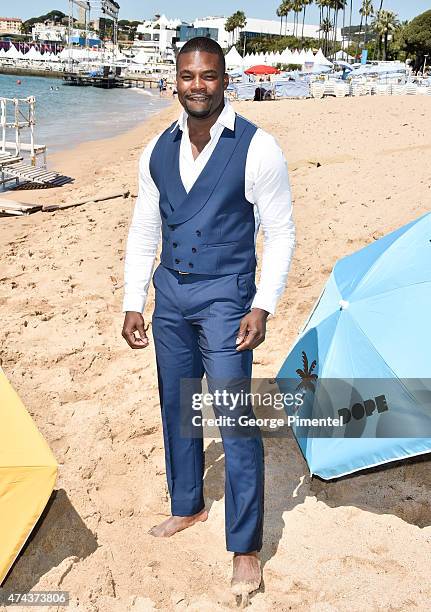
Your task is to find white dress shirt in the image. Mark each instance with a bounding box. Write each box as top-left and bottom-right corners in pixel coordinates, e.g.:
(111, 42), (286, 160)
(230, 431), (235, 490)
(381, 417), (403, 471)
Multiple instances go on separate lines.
(123, 99), (295, 316)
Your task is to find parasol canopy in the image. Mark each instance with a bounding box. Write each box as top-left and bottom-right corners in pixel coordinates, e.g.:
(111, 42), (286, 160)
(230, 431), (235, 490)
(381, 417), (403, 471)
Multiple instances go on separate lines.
(244, 65), (280, 75)
(277, 212), (431, 480)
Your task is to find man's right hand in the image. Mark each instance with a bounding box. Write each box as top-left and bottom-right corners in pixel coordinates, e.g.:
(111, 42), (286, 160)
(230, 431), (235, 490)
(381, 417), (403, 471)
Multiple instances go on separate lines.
(122, 312), (149, 349)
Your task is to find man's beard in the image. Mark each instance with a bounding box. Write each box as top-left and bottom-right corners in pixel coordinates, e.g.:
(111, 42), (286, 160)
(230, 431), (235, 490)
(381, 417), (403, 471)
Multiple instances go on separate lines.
(185, 106), (212, 118)
(183, 96), (213, 118)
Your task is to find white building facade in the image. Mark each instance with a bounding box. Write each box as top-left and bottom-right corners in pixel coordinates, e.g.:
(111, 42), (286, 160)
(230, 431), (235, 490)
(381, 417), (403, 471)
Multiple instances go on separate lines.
(134, 14), (180, 62)
(32, 22), (67, 43)
(193, 15), (343, 48)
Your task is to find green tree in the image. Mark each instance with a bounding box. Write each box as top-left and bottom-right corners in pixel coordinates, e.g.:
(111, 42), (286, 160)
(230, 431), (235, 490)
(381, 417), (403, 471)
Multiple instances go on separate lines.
(355, 0), (374, 60)
(319, 16), (333, 55)
(291, 0), (303, 38)
(225, 10), (247, 48)
(21, 10), (67, 34)
(301, 0), (313, 41)
(276, 4), (284, 35)
(277, 1), (292, 36)
(224, 15), (236, 46)
(401, 9), (431, 70)
(331, 0), (347, 59)
(361, 0), (374, 46)
(347, 0), (354, 57)
(372, 9), (398, 60)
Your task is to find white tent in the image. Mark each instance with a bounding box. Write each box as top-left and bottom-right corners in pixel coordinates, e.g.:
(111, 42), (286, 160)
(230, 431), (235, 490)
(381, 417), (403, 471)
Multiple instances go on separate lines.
(334, 49), (355, 62)
(132, 49), (151, 65)
(314, 48), (333, 66)
(297, 49), (306, 63)
(281, 48), (294, 64)
(304, 49), (316, 63)
(225, 45), (243, 69)
(272, 51), (282, 65)
(113, 50), (128, 62)
(265, 52), (274, 66)
(26, 47), (44, 61)
(290, 50), (302, 66)
(242, 53), (252, 67)
(5, 45), (23, 59)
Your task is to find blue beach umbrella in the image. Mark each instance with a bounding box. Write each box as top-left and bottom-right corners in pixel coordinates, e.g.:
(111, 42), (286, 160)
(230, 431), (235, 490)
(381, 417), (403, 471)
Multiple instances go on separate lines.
(277, 212), (431, 479)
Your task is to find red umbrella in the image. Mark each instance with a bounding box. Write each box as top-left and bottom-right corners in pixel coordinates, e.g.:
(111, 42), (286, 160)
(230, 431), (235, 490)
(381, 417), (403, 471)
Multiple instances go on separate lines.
(244, 65), (280, 75)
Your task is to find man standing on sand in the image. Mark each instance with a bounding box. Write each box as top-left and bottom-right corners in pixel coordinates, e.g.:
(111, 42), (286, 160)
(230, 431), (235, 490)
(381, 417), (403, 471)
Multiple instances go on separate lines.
(122, 37), (295, 599)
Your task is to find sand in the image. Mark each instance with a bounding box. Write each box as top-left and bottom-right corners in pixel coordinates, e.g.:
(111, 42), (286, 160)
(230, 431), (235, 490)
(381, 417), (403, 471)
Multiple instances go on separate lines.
(0, 95), (430, 611)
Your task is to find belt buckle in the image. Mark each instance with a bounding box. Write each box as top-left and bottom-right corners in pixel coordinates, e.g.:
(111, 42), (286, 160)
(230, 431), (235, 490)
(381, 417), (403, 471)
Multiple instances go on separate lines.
(178, 271), (190, 275)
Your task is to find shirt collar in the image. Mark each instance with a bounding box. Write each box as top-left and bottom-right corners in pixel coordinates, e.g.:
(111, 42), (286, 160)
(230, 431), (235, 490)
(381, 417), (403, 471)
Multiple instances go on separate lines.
(170, 97), (236, 134)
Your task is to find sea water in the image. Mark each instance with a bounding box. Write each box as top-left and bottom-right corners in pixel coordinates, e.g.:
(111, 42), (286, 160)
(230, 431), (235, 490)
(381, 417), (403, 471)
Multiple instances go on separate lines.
(0, 73), (172, 152)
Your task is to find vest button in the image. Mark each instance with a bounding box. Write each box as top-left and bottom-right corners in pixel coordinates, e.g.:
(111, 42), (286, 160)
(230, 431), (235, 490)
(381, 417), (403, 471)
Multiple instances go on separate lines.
(173, 242), (178, 248)
(175, 258), (180, 264)
(191, 247), (197, 253)
(188, 262), (194, 268)
(196, 230), (201, 237)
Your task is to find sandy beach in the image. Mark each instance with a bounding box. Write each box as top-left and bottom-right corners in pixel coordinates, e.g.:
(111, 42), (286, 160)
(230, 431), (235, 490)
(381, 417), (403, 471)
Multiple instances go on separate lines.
(1, 95), (431, 611)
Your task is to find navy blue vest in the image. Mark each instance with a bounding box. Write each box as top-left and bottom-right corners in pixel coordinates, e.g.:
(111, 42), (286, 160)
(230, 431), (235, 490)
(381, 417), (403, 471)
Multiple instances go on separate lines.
(149, 113), (257, 275)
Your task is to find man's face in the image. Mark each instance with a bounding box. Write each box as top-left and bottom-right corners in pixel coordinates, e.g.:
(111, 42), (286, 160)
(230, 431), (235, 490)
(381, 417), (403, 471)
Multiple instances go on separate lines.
(176, 50), (228, 119)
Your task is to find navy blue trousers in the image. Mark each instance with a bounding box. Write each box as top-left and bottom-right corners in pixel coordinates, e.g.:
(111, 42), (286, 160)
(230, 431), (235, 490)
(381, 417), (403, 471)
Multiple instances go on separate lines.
(151, 264), (264, 553)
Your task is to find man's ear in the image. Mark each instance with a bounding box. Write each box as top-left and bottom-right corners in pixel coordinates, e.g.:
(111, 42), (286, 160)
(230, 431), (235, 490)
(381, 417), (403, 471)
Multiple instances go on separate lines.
(223, 73), (229, 90)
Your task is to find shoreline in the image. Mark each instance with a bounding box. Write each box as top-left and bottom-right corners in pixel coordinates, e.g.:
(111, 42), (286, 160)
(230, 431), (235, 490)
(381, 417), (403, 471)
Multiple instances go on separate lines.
(0, 65), (65, 79)
(0, 96), (178, 205)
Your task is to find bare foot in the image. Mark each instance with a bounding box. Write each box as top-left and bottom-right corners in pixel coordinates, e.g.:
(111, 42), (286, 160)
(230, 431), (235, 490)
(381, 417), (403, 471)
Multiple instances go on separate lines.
(231, 552), (261, 607)
(148, 509), (208, 537)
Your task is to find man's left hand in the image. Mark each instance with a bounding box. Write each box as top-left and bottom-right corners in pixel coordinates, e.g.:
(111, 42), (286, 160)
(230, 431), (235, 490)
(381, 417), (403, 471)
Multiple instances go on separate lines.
(236, 308), (269, 351)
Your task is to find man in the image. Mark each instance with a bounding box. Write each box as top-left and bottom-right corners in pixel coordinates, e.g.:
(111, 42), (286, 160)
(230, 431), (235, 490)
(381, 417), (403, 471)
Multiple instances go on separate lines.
(122, 37), (295, 599)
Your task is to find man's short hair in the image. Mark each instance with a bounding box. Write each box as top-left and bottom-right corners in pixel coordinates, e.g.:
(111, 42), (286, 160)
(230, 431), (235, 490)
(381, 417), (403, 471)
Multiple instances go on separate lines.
(176, 37), (226, 74)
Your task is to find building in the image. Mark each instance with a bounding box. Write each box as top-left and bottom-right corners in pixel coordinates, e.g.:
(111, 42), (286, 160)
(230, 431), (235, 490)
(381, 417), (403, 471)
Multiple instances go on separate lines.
(0, 16), (22, 35)
(68, 28), (102, 47)
(32, 22), (67, 43)
(193, 15), (343, 48)
(178, 24), (218, 43)
(134, 14), (180, 62)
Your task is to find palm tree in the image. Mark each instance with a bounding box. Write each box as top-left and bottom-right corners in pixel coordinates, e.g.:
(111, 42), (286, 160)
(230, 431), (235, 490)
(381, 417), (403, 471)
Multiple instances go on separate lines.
(276, 3), (284, 35)
(348, 0), (353, 56)
(331, 0), (347, 59)
(316, 0), (328, 43)
(372, 9), (398, 60)
(225, 10), (247, 49)
(361, 0), (374, 47)
(234, 9), (247, 43)
(292, 0), (304, 38)
(276, 0), (292, 37)
(224, 15), (236, 47)
(301, 0), (313, 41)
(355, 0), (372, 60)
(319, 17), (333, 55)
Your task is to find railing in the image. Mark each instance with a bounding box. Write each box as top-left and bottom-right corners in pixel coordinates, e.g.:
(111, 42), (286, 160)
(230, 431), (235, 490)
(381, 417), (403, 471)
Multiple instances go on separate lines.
(0, 96), (36, 165)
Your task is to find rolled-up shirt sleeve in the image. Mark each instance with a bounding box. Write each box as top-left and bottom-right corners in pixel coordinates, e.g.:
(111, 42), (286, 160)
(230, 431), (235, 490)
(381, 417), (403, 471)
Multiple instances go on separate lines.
(249, 132), (296, 316)
(122, 136), (161, 314)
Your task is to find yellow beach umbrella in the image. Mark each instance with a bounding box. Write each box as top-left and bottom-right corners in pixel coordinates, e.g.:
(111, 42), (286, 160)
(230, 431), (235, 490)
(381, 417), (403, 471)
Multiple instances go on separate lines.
(0, 367), (58, 584)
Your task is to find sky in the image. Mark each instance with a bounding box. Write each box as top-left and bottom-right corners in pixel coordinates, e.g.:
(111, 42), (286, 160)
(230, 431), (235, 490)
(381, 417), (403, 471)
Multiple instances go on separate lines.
(8, 1), (431, 25)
